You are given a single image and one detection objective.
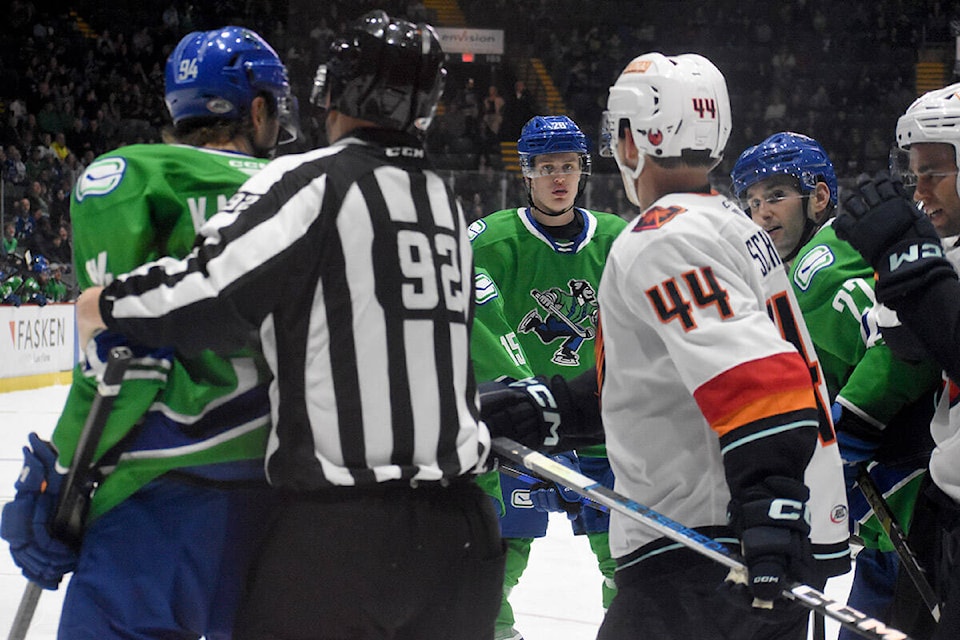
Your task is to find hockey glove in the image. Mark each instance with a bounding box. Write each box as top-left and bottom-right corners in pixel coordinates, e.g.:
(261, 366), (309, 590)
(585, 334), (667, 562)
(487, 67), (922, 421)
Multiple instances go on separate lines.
(0, 433), (79, 589)
(835, 174), (957, 305)
(83, 328), (173, 381)
(528, 452), (583, 520)
(479, 376), (564, 450)
(726, 476), (812, 608)
(832, 402), (883, 493)
(479, 371), (603, 452)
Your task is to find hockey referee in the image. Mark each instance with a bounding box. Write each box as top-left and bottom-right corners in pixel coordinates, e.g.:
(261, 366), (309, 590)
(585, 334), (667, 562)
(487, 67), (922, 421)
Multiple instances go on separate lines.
(76, 10), (504, 640)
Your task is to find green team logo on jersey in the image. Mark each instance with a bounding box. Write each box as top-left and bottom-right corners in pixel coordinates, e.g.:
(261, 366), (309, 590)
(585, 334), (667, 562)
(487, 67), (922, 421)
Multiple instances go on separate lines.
(519, 278), (597, 366)
(474, 271), (499, 305)
(75, 157), (127, 202)
(467, 219), (486, 241)
(793, 244), (835, 292)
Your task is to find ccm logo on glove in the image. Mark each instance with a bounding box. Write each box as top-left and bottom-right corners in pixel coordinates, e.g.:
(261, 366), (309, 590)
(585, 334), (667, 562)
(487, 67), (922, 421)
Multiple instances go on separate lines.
(888, 242), (944, 271)
(768, 498), (807, 522)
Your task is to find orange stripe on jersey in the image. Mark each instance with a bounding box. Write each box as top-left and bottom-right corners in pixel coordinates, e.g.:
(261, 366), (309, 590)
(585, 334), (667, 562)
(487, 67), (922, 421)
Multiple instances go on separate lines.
(693, 351), (817, 437)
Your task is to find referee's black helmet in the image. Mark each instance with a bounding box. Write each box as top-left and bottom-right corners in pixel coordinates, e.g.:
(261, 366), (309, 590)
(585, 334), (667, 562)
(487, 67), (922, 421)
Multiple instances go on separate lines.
(310, 10), (446, 136)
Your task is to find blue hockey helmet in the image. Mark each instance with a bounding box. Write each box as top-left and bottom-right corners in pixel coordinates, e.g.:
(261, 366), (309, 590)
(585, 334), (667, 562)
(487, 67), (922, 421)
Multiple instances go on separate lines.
(731, 131), (838, 207)
(165, 26), (296, 143)
(310, 10), (446, 136)
(517, 115), (592, 178)
(31, 254), (49, 275)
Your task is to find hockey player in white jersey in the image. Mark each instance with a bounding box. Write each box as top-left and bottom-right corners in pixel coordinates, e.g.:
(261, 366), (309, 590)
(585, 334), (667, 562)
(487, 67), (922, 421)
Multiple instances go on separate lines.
(595, 52), (850, 640)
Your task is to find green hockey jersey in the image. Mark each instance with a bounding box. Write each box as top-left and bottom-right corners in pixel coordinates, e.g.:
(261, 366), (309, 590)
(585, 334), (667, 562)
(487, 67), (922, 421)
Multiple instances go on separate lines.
(469, 206), (627, 457)
(54, 143), (273, 521)
(790, 220), (941, 549)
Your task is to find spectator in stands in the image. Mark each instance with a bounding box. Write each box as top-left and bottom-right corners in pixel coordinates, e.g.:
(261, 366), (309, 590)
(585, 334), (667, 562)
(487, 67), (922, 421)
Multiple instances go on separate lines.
(2, 222), (16, 256)
(0, 115), (23, 149)
(13, 198), (33, 240)
(43, 262), (68, 302)
(763, 86), (788, 126)
(28, 179), (50, 216)
(456, 77), (481, 139)
(4, 145), (27, 185)
(483, 84), (505, 139)
(49, 179), (72, 225)
(50, 131), (70, 161)
(46, 223), (71, 265)
(500, 80), (535, 141)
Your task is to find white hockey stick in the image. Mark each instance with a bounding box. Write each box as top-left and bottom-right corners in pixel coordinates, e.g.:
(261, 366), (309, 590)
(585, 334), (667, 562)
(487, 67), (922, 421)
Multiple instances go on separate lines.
(491, 436), (914, 640)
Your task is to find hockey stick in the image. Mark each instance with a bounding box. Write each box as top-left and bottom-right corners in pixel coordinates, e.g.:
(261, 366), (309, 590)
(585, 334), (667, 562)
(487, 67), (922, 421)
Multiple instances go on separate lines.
(497, 462), (608, 512)
(856, 463), (940, 622)
(7, 346), (133, 640)
(491, 436), (914, 640)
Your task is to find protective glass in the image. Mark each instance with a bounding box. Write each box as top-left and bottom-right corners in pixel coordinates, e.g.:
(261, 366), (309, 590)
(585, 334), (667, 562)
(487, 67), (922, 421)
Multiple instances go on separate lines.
(740, 191), (807, 216)
(889, 146), (957, 188)
(523, 159), (584, 179)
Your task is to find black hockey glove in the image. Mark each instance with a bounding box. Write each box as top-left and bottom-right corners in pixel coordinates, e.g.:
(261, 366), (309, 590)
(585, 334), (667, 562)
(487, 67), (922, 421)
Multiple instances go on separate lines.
(479, 372), (603, 452)
(834, 174), (957, 305)
(726, 476), (813, 607)
(479, 376), (560, 450)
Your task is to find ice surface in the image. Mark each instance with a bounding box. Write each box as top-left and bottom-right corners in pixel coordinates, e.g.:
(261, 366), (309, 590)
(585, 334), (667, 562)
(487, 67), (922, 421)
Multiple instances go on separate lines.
(0, 385), (852, 639)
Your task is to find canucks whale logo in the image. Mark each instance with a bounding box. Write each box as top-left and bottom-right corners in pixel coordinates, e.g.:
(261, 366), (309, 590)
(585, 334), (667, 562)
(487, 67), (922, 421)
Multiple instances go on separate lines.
(75, 157), (127, 202)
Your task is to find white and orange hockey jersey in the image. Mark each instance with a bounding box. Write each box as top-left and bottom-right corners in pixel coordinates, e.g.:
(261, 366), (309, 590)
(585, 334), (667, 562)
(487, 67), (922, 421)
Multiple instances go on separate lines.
(598, 191), (850, 580)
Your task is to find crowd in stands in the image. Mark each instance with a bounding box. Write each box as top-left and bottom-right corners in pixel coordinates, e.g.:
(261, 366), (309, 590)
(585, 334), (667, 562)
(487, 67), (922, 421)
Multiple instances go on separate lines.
(458, 0), (960, 176)
(1, 0), (960, 304)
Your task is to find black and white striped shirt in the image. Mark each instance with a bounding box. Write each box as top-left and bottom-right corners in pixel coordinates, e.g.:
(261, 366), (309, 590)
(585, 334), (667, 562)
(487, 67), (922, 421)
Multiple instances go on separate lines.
(100, 128), (490, 489)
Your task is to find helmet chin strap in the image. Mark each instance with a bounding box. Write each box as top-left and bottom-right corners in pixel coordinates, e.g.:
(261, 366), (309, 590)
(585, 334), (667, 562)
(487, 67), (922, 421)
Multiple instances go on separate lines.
(528, 197), (575, 218)
(615, 150), (644, 207)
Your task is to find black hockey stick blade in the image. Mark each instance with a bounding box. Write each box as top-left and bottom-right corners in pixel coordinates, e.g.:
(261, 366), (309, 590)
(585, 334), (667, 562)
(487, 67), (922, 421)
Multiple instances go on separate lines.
(8, 346), (132, 640)
(52, 345), (133, 546)
(856, 463), (940, 621)
(491, 436), (915, 640)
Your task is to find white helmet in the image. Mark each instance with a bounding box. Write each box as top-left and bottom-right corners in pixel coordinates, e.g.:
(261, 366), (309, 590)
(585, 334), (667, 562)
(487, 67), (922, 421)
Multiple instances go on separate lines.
(602, 52), (731, 206)
(895, 82), (960, 194)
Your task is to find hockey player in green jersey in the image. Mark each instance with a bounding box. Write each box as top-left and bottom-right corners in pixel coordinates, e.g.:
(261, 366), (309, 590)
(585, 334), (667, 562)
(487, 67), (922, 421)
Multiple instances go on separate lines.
(469, 115), (627, 640)
(732, 132), (942, 638)
(1, 27), (295, 639)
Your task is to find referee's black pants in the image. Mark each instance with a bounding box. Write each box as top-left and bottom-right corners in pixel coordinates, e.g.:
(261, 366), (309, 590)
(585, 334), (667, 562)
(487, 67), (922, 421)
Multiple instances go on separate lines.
(234, 477), (505, 640)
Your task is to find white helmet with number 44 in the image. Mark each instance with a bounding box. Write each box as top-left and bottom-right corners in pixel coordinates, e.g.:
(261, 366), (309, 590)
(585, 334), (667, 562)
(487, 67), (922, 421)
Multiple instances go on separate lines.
(602, 52), (731, 206)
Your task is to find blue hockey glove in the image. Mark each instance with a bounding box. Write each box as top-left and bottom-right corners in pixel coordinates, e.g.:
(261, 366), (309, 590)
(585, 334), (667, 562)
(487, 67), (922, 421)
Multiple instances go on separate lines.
(832, 402), (883, 493)
(835, 174), (957, 304)
(725, 476), (813, 609)
(528, 453), (582, 520)
(0, 433), (79, 589)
